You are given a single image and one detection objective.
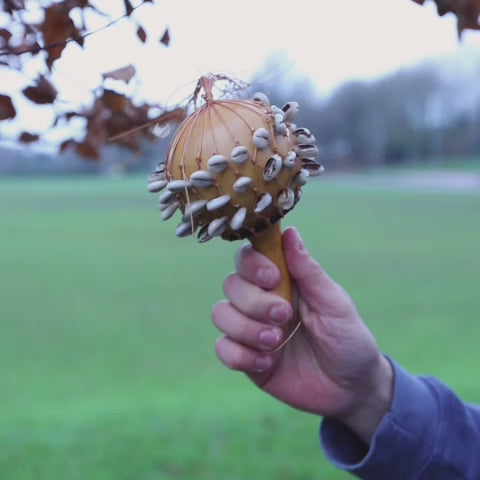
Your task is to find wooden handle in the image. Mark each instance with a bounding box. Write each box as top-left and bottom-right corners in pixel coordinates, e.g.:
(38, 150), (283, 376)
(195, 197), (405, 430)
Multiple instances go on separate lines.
(249, 222), (292, 305)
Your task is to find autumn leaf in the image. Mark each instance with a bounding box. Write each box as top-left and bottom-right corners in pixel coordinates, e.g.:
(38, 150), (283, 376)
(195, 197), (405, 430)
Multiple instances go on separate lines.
(159, 28), (170, 46)
(22, 75), (57, 104)
(40, 3), (82, 68)
(102, 64), (136, 83)
(19, 131), (39, 143)
(412, 0), (480, 35)
(136, 25), (147, 43)
(0, 94), (16, 120)
(123, 0), (134, 16)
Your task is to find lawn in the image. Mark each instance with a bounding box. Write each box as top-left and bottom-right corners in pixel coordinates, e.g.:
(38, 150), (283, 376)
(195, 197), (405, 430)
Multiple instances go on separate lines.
(0, 173), (479, 479)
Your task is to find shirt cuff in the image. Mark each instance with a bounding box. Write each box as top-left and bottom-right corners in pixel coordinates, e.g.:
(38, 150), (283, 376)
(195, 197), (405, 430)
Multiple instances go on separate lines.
(320, 360), (441, 479)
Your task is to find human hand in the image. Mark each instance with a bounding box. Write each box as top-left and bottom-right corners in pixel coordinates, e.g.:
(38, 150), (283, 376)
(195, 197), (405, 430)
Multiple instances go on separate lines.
(212, 227), (393, 445)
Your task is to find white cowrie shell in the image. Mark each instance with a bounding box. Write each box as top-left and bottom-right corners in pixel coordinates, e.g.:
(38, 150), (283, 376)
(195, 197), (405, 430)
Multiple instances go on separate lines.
(274, 114), (287, 135)
(230, 207), (247, 231)
(263, 154), (283, 181)
(254, 193), (272, 213)
(277, 188), (295, 211)
(301, 158), (325, 177)
(282, 101), (300, 122)
(197, 224), (212, 243)
(147, 179), (168, 193)
(159, 199), (180, 212)
(292, 168), (310, 186)
(231, 145), (250, 164)
(207, 154), (229, 173)
(283, 151), (297, 168)
(233, 176), (252, 194)
(148, 171), (165, 183)
(271, 105), (285, 119)
(207, 216), (229, 237)
(167, 179), (191, 192)
(206, 194), (231, 211)
(253, 128), (270, 149)
(161, 202), (179, 221)
(176, 221), (194, 237)
(158, 190), (176, 204)
(252, 92), (270, 105)
(182, 200), (207, 222)
(295, 144), (319, 159)
(190, 170), (215, 188)
(294, 127), (316, 144)
(153, 162), (166, 173)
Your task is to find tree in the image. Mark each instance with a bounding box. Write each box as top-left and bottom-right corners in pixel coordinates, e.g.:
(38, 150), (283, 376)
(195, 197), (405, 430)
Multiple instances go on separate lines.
(0, 0), (479, 162)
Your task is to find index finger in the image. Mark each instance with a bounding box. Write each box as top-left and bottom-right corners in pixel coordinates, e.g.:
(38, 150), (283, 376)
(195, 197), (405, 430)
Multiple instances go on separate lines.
(235, 243), (281, 290)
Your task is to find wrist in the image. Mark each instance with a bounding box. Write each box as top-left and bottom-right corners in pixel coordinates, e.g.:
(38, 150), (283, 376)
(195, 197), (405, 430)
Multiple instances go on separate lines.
(337, 355), (394, 446)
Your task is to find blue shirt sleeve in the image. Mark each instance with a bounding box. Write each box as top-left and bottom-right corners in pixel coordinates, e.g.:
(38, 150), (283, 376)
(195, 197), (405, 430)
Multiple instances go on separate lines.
(320, 360), (480, 479)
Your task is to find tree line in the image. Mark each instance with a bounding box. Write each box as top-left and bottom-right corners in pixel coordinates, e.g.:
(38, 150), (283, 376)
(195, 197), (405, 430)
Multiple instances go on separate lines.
(260, 54), (480, 169)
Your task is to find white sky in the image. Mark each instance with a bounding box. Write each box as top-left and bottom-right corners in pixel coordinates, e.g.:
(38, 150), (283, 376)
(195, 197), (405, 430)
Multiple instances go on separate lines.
(2, 0), (480, 142)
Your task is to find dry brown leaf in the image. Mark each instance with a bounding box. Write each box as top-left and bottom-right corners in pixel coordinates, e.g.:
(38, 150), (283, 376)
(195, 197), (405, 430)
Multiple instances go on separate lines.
(412, 0), (480, 35)
(136, 25), (147, 43)
(102, 64), (136, 83)
(40, 2), (81, 68)
(159, 28), (170, 46)
(22, 76), (57, 104)
(0, 94), (16, 120)
(19, 131), (39, 143)
(123, 0), (134, 16)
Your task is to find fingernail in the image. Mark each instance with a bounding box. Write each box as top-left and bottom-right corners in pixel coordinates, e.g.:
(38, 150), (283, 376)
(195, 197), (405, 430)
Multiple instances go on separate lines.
(259, 329), (280, 349)
(255, 356), (272, 372)
(257, 266), (274, 286)
(269, 304), (289, 325)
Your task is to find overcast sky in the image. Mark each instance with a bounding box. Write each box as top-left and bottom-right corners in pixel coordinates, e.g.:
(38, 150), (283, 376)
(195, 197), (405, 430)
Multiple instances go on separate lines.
(2, 0), (480, 143)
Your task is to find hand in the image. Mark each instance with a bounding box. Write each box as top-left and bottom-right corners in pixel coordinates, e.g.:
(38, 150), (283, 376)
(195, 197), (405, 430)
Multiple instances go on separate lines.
(212, 227), (393, 445)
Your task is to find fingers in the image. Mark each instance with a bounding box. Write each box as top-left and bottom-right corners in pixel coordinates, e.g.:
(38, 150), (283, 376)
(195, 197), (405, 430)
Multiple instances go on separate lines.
(215, 336), (274, 373)
(283, 227), (352, 315)
(223, 272), (292, 326)
(235, 243), (281, 289)
(212, 300), (284, 352)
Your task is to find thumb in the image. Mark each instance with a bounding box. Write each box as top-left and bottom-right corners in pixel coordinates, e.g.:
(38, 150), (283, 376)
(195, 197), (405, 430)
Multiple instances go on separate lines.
(283, 227), (346, 314)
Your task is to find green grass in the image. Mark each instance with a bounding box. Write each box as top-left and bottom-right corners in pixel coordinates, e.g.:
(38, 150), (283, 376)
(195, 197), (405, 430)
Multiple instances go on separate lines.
(0, 174), (479, 479)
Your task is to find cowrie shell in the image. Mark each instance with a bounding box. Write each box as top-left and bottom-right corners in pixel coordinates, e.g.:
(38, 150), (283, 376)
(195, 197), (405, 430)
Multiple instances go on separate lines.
(207, 216), (229, 237)
(207, 154), (229, 173)
(206, 194), (231, 211)
(254, 193), (272, 213)
(182, 200), (207, 222)
(230, 207), (247, 231)
(147, 179), (168, 193)
(167, 179), (191, 192)
(283, 151), (297, 168)
(263, 154), (283, 181)
(253, 128), (270, 149)
(176, 221), (194, 237)
(159, 200), (180, 212)
(292, 168), (310, 186)
(282, 101), (299, 122)
(190, 170), (215, 188)
(161, 202), (179, 220)
(231, 145), (250, 164)
(277, 188), (295, 211)
(295, 144), (318, 159)
(233, 176), (252, 194)
(252, 92), (270, 105)
(158, 190), (176, 204)
(301, 158), (324, 177)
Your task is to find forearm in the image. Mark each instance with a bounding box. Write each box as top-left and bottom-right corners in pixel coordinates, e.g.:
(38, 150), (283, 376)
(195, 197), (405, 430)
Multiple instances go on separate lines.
(321, 360), (480, 479)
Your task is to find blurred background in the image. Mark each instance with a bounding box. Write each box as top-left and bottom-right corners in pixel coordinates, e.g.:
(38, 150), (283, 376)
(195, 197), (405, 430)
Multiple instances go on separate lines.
(1, 1), (479, 479)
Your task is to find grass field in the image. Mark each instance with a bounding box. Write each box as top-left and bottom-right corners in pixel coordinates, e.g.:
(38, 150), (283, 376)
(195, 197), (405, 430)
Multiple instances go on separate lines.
(1, 173), (479, 480)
